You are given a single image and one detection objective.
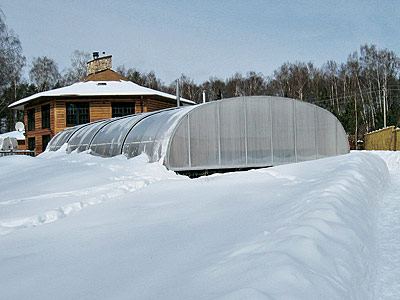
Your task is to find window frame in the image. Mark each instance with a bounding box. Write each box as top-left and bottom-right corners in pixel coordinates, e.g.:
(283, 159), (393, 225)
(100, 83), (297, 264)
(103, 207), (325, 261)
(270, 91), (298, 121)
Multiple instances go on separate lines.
(41, 104), (50, 129)
(66, 102), (90, 127)
(28, 137), (35, 151)
(112, 102), (135, 118)
(42, 134), (51, 151)
(27, 108), (35, 131)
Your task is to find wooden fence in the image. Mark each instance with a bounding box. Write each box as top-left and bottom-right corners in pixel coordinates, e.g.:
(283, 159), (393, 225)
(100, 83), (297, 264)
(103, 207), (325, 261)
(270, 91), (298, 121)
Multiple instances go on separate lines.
(364, 126), (400, 151)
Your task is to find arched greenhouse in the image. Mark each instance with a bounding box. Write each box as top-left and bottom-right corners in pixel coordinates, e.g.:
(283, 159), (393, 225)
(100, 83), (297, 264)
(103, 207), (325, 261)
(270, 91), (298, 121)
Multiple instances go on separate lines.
(47, 96), (350, 173)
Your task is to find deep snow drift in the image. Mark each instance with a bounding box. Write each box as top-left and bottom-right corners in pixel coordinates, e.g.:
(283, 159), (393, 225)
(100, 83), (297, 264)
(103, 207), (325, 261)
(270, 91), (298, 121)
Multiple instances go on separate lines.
(0, 149), (397, 299)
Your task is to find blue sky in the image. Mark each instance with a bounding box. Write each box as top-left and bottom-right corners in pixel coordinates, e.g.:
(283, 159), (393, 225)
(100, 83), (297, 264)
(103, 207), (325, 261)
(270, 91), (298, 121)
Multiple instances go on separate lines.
(2, 0), (400, 84)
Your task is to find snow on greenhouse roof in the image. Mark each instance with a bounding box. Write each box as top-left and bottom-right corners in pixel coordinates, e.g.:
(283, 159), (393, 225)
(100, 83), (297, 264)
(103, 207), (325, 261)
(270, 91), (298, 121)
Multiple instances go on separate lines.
(8, 80), (195, 109)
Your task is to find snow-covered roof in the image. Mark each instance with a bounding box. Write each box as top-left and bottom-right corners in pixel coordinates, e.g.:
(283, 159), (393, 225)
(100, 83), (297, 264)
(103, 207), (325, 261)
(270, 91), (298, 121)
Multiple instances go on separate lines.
(0, 130), (25, 140)
(8, 80), (195, 109)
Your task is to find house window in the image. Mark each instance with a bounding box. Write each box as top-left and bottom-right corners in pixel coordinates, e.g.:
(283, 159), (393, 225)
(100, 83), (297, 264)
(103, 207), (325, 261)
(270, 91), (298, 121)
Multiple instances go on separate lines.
(66, 103), (89, 126)
(42, 104), (50, 129)
(42, 135), (51, 151)
(28, 137), (35, 151)
(112, 102), (135, 118)
(27, 109), (35, 131)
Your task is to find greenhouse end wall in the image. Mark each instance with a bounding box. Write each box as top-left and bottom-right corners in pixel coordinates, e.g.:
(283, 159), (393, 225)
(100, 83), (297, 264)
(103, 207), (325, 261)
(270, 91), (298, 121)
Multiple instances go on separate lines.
(165, 96), (349, 171)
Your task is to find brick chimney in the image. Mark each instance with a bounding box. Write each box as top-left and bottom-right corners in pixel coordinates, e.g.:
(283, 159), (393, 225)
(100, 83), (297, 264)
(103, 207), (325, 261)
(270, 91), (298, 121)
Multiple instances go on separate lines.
(87, 53), (112, 76)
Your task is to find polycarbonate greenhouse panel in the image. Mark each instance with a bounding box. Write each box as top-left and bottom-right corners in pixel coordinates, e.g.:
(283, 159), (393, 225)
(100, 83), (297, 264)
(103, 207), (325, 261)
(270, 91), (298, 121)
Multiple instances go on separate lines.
(245, 97), (272, 166)
(271, 97), (295, 164)
(46, 125), (85, 151)
(168, 115), (190, 169)
(315, 106), (337, 159)
(188, 102), (220, 168)
(89, 112), (157, 157)
(67, 119), (111, 153)
(295, 102), (317, 162)
(48, 96), (350, 172)
(123, 107), (193, 161)
(128, 111), (177, 160)
(219, 99), (246, 166)
(336, 121), (350, 155)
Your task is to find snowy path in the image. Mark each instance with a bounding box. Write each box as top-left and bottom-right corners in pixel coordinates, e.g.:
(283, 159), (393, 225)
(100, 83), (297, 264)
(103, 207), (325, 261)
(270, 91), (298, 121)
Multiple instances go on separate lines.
(374, 152), (400, 299)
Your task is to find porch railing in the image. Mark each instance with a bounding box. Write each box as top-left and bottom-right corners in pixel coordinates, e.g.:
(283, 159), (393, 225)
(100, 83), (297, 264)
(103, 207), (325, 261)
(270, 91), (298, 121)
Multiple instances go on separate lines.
(0, 150), (36, 157)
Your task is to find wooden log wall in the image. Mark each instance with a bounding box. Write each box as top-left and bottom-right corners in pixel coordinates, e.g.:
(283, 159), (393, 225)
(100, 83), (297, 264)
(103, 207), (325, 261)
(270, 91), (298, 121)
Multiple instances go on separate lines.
(146, 99), (176, 112)
(23, 100), (55, 154)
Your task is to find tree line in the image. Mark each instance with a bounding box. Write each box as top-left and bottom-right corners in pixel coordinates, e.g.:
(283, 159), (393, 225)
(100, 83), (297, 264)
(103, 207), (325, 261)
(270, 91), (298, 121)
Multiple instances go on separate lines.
(1, 10), (400, 143)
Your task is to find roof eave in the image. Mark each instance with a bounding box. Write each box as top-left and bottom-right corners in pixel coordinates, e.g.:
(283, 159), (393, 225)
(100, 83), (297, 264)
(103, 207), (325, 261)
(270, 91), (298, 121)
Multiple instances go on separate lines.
(8, 90), (196, 109)
(9, 104), (25, 110)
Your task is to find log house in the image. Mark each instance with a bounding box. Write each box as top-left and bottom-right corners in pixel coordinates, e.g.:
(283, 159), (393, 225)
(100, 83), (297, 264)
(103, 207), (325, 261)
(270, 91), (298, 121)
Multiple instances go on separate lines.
(9, 55), (195, 154)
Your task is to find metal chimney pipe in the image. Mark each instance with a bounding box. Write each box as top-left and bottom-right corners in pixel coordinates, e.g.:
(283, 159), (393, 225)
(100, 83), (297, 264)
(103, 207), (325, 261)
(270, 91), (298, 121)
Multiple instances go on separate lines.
(202, 90), (206, 103)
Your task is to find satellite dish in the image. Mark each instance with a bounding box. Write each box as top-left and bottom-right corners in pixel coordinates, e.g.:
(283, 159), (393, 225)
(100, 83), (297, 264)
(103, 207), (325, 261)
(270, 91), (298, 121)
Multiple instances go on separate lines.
(15, 122), (25, 132)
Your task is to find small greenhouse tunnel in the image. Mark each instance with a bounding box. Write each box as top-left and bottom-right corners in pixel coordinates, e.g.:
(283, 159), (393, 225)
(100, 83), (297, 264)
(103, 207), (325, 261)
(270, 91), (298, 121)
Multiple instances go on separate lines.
(47, 96), (350, 174)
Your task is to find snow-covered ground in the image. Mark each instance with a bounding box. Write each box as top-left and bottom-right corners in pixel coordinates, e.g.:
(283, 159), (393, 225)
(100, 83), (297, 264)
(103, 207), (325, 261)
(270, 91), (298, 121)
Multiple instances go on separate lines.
(0, 149), (398, 300)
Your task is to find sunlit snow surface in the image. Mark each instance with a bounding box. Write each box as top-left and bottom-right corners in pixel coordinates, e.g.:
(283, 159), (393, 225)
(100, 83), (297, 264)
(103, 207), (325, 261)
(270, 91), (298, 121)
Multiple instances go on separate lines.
(0, 149), (398, 300)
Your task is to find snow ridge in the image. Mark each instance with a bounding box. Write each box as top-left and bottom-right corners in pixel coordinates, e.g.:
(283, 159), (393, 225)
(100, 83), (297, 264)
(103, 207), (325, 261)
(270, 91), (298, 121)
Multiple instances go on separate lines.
(200, 152), (388, 300)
